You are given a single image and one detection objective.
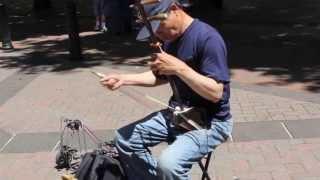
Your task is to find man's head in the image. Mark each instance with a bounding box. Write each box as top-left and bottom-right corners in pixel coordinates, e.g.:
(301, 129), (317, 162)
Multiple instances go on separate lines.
(136, 0), (192, 42)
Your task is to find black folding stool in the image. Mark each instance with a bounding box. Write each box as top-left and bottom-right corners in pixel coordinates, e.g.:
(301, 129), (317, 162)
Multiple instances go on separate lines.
(198, 151), (213, 180)
(198, 134), (231, 180)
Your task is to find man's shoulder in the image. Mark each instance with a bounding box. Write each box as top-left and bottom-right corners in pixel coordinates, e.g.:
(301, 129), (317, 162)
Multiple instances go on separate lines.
(191, 19), (223, 43)
(194, 19), (214, 30)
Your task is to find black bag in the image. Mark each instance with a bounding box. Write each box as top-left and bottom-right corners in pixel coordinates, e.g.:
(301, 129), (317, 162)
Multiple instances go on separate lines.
(172, 107), (208, 130)
(76, 150), (126, 180)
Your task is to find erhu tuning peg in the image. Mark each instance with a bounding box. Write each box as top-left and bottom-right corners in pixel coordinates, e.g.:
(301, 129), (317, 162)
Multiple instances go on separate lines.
(130, 0), (160, 8)
(147, 13), (168, 21)
(140, 0), (161, 5)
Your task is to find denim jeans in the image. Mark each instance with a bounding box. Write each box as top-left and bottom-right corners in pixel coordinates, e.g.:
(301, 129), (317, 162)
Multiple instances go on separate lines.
(114, 109), (233, 180)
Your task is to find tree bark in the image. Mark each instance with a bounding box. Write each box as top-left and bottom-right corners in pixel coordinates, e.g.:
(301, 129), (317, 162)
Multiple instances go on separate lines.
(65, 0), (82, 60)
(0, 2), (14, 49)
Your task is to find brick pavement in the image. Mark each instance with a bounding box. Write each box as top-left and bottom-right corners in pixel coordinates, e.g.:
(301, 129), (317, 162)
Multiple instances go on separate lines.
(0, 64), (319, 179)
(231, 88), (320, 122)
(213, 138), (320, 180)
(1, 0), (320, 179)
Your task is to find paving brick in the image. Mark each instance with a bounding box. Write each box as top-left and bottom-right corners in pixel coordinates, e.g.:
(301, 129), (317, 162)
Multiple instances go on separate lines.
(275, 142), (292, 156)
(295, 178), (320, 180)
(233, 122), (289, 142)
(314, 150), (320, 162)
(281, 153), (302, 164)
(256, 163), (287, 173)
(289, 139), (305, 145)
(260, 143), (280, 154)
(215, 174), (236, 180)
(270, 114), (286, 121)
(271, 171), (292, 180)
(295, 143), (320, 152)
(235, 172), (273, 180)
(263, 153), (283, 165)
(302, 162), (320, 175)
(285, 163), (306, 174)
(286, 121), (320, 139)
(284, 115), (301, 121)
(213, 162), (235, 177)
(232, 160), (251, 173)
(291, 173), (320, 180)
(240, 141), (262, 154)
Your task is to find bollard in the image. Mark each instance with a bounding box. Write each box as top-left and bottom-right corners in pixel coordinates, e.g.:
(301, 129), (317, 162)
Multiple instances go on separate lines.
(0, 3), (14, 50)
(65, 0), (82, 60)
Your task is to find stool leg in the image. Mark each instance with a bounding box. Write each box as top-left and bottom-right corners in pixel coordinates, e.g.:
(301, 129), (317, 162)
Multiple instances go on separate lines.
(199, 152), (212, 180)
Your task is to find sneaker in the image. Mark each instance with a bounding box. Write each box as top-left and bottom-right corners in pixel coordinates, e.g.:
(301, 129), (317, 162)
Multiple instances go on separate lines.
(2, 42), (14, 50)
(100, 26), (108, 33)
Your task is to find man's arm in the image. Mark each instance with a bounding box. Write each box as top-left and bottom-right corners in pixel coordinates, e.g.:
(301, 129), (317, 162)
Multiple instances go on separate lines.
(100, 71), (167, 90)
(150, 52), (223, 103)
(176, 66), (223, 103)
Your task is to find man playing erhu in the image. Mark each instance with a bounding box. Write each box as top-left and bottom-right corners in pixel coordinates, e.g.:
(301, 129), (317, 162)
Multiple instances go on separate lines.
(100, 0), (233, 179)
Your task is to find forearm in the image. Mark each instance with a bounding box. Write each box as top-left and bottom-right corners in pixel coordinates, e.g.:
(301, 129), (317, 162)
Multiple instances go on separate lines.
(176, 67), (223, 103)
(122, 71), (165, 87)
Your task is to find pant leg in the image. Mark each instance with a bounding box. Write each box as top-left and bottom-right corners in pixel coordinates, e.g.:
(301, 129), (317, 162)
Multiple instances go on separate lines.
(93, 0), (99, 16)
(98, 0), (104, 16)
(119, 0), (132, 32)
(157, 118), (233, 180)
(115, 110), (173, 180)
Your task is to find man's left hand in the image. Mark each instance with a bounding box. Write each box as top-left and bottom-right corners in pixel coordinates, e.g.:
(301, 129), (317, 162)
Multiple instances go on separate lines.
(150, 51), (189, 75)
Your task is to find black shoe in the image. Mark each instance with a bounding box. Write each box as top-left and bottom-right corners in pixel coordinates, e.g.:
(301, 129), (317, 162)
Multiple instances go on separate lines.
(2, 42), (14, 50)
(94, 24), (100, 31)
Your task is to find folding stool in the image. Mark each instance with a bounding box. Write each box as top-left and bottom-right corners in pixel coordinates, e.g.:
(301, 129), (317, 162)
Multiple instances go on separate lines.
(198, 151), (213, 180)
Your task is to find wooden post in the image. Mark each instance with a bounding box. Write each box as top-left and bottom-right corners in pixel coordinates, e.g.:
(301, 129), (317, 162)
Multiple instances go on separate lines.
(65, 0), (82, 60)
(0, 3), (14, 49)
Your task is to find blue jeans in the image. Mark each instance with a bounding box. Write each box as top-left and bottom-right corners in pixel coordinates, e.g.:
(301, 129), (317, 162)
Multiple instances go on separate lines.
(114, 109), (233, 180)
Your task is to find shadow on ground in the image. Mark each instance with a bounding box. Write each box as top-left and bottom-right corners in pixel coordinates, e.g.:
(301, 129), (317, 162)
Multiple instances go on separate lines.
(0, 31), (151, 74)
(1, 0), (320, 92)
(1, 0), (151, 74)
(193, 0), (320, 92)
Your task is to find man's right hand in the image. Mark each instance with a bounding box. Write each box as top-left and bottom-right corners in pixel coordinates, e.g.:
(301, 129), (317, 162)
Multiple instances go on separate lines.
(100, 74), (124, 90)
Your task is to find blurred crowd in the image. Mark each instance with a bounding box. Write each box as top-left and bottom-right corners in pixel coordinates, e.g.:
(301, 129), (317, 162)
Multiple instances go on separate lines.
(92, 0), (134, 35)
(92, 0), (194, 35)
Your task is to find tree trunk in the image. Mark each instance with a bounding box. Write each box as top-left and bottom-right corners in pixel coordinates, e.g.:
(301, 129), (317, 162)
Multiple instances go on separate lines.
(65, 0), (82, 60)
(0, 2), (14, 49)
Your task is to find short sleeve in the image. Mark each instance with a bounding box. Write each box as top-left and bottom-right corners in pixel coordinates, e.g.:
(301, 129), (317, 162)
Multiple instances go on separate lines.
(199, 34), (230, 83)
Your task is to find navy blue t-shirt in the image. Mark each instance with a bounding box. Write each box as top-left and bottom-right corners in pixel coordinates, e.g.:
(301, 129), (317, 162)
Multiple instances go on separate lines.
(162, 19), (231, 121)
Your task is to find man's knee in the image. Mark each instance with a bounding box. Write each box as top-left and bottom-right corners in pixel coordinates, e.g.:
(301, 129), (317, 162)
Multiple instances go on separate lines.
(114, 129), (144, 152)
(157, 153), (184, 176)
(114, 130), (128, 147)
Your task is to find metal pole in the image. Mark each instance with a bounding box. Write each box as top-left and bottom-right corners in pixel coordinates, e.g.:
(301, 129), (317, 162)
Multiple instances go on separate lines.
(0, 2), (14, 50)
(65, 0), (82, 60)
